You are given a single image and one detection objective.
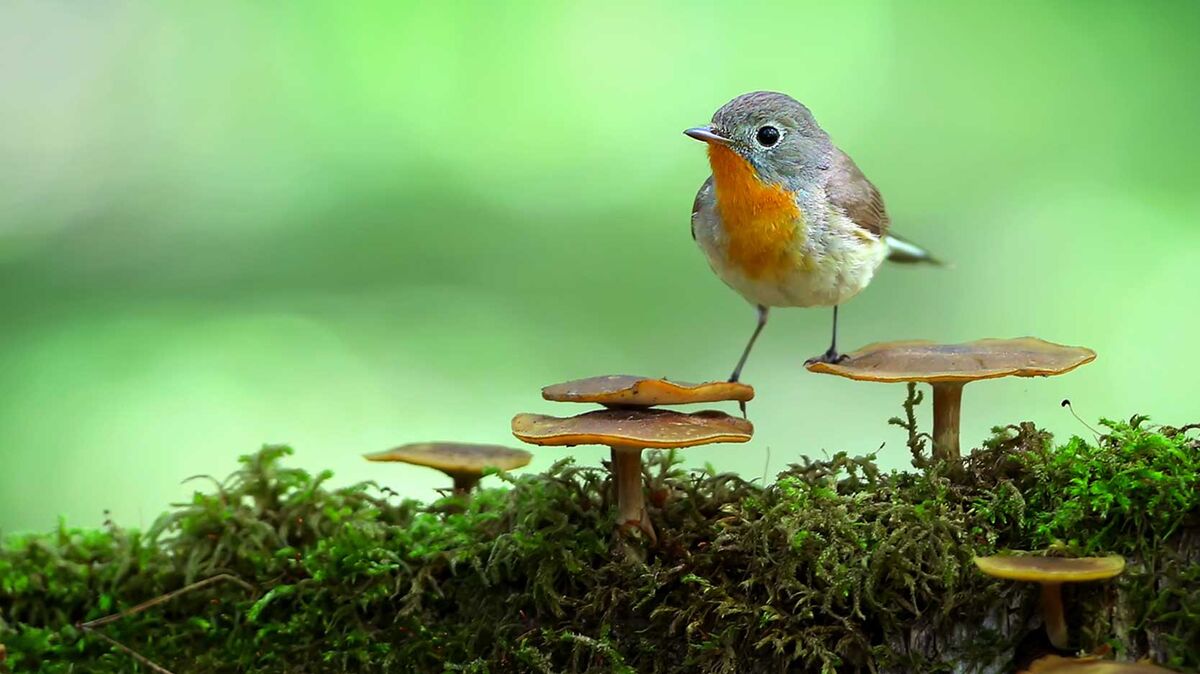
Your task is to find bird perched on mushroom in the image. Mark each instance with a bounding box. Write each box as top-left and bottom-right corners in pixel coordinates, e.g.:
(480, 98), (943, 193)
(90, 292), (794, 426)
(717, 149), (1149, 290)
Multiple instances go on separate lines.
(685, 91), (940, 382)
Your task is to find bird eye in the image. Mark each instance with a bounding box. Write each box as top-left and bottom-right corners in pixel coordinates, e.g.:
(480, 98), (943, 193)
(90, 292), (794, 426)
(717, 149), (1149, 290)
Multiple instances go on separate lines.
(756, 126), (780, 147)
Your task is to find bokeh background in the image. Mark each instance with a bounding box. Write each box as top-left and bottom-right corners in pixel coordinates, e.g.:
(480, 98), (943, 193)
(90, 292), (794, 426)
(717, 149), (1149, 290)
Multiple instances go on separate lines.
(2, 1), (1198, 534)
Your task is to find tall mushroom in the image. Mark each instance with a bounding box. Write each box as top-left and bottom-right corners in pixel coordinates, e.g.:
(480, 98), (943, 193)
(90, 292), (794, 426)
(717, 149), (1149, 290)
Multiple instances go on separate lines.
(364, 442), (532, 495)
(512, 408), (752, 542)
(974, 554), (1125, 650)
(806, 337), (1096, 462)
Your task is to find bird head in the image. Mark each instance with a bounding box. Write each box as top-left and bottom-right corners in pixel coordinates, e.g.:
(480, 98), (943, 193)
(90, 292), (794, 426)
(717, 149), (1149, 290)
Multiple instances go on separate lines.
(685, 91), (833, 190)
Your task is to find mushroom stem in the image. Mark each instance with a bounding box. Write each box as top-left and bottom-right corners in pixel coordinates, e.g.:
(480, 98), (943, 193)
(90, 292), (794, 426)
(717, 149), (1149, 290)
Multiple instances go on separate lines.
(930, 382), (964, 463)
(1040, 581), (1068, 650)
(451, 473), (479, 495)
(610, 446), (655, 543)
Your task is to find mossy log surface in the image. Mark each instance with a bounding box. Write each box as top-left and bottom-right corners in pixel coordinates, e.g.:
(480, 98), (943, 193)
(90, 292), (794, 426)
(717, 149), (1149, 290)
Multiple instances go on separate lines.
(1, 412), (1198, 673)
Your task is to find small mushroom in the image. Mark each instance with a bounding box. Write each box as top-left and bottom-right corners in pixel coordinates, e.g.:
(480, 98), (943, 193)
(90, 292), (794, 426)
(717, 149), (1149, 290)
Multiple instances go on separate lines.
(363, 442), (532, 495)
(512, 409), (753, 541)
(542, 375), (754, 407)
(974, 554), (1125, 650)
(806, 337), (1096, 462)
(1022, 654), (1178, 673)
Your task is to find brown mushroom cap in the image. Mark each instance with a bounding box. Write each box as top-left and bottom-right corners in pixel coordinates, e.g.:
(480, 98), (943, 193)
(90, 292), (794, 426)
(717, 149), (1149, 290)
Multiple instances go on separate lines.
(1022, 655), (1178, 673)
(512, 409), (753, 448)
(805, 337), (1096, 384)
(541, 375), (754, 407)
(364, 442), (532, 475)
(974, 555), (1126, 583)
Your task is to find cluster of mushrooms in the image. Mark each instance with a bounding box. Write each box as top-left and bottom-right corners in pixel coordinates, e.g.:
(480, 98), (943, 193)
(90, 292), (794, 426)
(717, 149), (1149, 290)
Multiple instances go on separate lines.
(359, 337), (1181, 669)
(363, 374), (753, 545)
(365, 336), (1096, 507)
(513, 375), (754, 543)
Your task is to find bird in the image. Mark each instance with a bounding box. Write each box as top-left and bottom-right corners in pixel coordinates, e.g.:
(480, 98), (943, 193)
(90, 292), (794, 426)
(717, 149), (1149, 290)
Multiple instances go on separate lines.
(685, 91), (940, 384)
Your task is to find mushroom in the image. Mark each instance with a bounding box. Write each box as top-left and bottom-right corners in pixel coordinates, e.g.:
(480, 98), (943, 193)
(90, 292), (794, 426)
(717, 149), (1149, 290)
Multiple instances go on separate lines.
(511, 408), (753, 541)
(806, 337), (1096, 462)
(974, 554), (1125, 650)
(1022, 655), (1178, 673)
(363, 442), (532, 495)
(542, 375), (754, 408)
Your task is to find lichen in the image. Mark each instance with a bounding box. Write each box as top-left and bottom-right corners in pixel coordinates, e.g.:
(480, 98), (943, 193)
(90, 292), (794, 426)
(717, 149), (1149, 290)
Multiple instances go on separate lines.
(1, 407), (1197, 673)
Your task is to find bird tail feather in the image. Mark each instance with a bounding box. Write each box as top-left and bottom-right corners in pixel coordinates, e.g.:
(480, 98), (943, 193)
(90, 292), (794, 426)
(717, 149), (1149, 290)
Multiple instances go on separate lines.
(885, 233), (944, 266)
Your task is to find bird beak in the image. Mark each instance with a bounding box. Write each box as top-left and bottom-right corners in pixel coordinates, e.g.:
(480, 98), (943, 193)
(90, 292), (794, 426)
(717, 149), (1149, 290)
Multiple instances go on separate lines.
(684, 126), (731, 145)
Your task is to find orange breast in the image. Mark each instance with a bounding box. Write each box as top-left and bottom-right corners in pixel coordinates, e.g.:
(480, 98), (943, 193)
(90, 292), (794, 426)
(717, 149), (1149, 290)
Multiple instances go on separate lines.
(707, 144), (803, 279)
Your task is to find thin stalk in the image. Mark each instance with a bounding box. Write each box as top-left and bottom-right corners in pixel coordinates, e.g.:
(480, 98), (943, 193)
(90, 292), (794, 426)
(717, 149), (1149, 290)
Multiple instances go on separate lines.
(610, 446), (655, 543)
(931, 382), (965, 463)
(451, 473), (480, 495)
(1040, 582), (1068, 650)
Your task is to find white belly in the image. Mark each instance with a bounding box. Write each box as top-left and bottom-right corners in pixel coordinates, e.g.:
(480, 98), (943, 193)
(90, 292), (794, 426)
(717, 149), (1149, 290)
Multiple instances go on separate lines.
(695, 210), (888, 308)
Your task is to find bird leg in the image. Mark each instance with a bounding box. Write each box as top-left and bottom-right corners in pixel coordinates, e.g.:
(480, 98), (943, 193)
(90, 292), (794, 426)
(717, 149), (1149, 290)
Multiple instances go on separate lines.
(805, 306), (848, 365)
(728, 305), (769, 383)
(729, 305), (768, 416)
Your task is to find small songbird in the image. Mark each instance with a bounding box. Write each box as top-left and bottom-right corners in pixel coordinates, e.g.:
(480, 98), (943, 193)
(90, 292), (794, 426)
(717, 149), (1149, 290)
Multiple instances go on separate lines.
(686, 91), (939, 383)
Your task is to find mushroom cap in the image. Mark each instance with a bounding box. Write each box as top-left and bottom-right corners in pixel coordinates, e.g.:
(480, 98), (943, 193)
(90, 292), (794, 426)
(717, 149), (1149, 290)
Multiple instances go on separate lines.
(511, 409), (753, 449)
(805, 337), (1096, 384)
(974, 555), (1126, 583)
(363, 442), (532, 475)
(1022, 655), (1177, 673)
(541, 375), (754, 406)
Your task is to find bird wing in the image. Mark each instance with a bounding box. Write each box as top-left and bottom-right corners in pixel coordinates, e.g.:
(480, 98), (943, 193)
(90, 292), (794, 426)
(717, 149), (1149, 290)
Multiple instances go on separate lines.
(825, 147), (889, 238)
(690, 175), (714, 241)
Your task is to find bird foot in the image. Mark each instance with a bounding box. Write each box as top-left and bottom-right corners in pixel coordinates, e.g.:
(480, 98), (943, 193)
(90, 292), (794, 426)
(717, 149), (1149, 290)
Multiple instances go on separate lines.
(805, 349), (848, 366)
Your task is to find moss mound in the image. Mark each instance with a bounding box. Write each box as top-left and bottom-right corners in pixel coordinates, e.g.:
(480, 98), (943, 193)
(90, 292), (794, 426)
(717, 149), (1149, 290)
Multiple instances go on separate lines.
(1, 408), (1198, 673)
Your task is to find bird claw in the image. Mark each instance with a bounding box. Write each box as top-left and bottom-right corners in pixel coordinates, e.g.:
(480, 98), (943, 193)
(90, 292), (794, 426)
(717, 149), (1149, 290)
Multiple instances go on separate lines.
(805, 349), (848, 366)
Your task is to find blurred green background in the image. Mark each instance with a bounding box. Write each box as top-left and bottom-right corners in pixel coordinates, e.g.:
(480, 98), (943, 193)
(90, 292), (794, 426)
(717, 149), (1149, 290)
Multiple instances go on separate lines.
(2, 2), (1198, 534)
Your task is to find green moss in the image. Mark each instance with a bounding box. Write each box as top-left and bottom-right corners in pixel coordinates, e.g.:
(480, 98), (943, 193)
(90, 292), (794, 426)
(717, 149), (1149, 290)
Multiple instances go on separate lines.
(1, 409), (1197, 673)
(1022, 416), (1200, 554)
